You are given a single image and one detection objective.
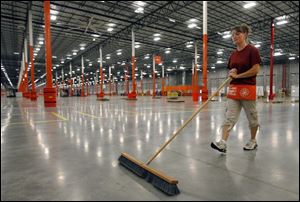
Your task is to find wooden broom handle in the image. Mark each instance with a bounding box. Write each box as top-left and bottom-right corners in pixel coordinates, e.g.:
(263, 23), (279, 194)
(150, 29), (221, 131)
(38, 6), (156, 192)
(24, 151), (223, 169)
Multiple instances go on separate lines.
(146, 77), (232, 165)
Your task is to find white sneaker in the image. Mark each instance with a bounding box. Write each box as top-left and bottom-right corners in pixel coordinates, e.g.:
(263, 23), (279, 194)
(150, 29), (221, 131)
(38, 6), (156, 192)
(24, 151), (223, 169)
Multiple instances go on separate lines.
(211, 140), (227, 153)
(243, 139), (258, 150)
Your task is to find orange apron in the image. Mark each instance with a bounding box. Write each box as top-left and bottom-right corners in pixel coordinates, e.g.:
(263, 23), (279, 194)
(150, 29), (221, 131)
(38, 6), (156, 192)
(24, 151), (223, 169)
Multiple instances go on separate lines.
(227, 84), (256, 100)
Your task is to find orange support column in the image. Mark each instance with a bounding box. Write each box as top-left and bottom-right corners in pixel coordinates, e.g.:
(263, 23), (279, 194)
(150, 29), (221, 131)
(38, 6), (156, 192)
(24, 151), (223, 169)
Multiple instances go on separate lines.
(29, 9), (37, 101)
(98, 46), (104, 97)
(23, 38), (30, 99)
(202, 1), (208, 101)
(69, 62), (73, 96)
(161, 65), (165, 96)
(152, 54), (156, 98)
(128, 29), (137, 99)
(140, 70), (143, 95)
(125, 64), (129, 95)
(81, 56), (85, 97)
(269, 18), (275, 101)
(193, 41), (199, 102)
(43, 1), (56, 107)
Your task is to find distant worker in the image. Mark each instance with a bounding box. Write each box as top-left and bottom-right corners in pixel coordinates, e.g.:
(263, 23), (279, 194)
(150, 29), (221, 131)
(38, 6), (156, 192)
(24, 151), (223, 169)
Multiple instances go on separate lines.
(211, 24), (262, 153)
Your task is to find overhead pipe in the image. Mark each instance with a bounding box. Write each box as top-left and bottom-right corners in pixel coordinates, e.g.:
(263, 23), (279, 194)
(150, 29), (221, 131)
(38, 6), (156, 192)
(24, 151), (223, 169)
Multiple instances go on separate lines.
(202, 1), (208, 101)
(43, 1), (56, 107)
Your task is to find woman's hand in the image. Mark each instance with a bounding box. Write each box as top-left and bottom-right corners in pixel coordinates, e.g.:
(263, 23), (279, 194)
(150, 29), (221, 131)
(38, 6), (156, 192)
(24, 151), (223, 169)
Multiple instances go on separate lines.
(228, 68), (238, 79)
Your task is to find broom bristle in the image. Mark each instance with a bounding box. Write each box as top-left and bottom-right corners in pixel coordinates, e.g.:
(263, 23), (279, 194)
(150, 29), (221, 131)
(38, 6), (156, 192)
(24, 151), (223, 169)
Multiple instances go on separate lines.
(118, 153), (180, 196)
(145, 172), (180, 196)
(118, 154), (147, 177)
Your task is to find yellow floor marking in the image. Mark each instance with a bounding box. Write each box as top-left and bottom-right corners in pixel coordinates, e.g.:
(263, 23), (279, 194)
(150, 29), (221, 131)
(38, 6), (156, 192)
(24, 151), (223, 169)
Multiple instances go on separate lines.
(7, 120), (66, 126)
(51, 112), (68, 121)
(74, 111), (102, 119)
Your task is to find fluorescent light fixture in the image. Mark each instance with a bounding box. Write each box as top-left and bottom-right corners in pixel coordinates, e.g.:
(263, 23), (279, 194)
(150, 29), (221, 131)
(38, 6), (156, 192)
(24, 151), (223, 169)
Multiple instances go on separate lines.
(14, 52), (19, 55)
(50, 15), (57, 21)
(135, 7), (144, 13)
(106, 56), (111, 59)
(217, 51), (223, 55)
(289, 57), (295, 60)
(135, 45), (141, 48)
(169, 18), (176, 23)
(188, 18), (198, 23)
(107, 23), (116, 27)
(188, 23), (197, 28)
(274, 52), (282, 56)
(107, 27), (114, 32)
(80, 47), (85, 50)
(243, 2), (256, 9)
(179, 66), (185, 70)
(222, 34), (231, 39)
(172, 59), (177, 63)
(50, 10), (59, 15)
(275, 15), (289, 21)
(117, 52), (122, 55)
(154, 37), (161, 41)
(211, 66), (216, 69)
(165, 50), (171, 54)
(134, 1), (146, 7)
(216, 61), (224, 64)
(144, 55), (150, 59)
(186, 44), (193, 48)
(254, 44), (261, 48)
(73, 52), (77, 55)
(276, 20), (288, 25)
(39, 41), (44, 45)
(153, 33), (161, 37)
(91, 34), (100, 37)
(52, 56), (57, 58)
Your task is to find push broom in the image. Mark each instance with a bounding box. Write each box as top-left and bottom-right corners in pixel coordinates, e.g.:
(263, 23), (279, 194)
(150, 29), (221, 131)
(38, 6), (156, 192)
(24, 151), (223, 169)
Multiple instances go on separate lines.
(118, 77), (232, 195)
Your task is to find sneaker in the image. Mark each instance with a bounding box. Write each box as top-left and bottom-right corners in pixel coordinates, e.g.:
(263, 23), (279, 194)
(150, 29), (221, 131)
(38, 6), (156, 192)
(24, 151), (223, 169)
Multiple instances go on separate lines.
(211, 140), (227, 153)
(243, 139), (258, 150)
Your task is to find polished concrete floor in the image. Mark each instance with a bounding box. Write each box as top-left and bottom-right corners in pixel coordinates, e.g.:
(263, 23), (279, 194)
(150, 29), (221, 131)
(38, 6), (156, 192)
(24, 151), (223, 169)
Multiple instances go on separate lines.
(1, 95), (299, 201)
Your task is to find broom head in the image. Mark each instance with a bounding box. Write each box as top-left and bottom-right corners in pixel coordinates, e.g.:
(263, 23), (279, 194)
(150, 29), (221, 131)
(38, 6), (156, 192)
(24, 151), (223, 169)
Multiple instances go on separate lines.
(118, 152), (180, 196)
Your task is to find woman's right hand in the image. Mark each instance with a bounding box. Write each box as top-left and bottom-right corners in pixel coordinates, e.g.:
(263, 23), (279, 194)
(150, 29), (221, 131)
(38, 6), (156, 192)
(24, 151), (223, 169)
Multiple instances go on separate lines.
(228, 68), (238, 78)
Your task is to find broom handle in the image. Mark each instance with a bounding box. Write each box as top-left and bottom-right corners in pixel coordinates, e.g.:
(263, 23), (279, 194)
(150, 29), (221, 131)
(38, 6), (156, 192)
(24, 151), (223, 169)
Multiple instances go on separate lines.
(146, 77), (232, 165)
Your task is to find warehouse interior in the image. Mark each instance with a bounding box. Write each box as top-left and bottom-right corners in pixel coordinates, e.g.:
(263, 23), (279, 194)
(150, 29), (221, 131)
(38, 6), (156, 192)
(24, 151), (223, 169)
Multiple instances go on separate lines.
(1, 1), (299, 201)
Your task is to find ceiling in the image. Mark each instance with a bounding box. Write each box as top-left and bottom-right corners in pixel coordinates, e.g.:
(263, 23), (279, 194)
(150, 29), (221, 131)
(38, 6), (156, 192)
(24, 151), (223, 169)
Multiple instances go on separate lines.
(1, 1), (299, 88)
